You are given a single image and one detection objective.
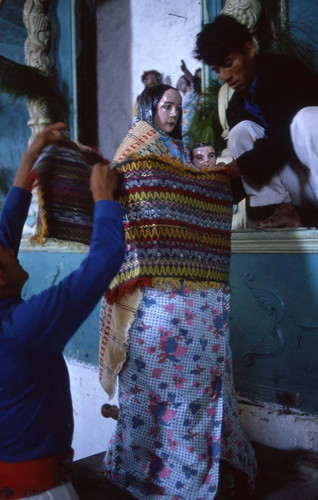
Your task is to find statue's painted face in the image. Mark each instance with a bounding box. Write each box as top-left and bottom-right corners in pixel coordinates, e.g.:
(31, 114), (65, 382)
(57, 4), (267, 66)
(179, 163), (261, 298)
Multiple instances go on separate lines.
(192, 145), (217, 170)
(154, 89), (182, 135)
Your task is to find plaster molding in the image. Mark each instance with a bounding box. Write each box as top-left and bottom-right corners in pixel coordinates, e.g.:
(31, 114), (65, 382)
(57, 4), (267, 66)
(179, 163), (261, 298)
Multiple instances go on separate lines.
(232, 228), (318, 254)
(239, 398), (318, 452)
(20, 229), (318, 255)
(23, 0), (52, 143)
(20, 238), (89, 253)
(242, 273), (286, 366)
(221, 0), (262, 50)
(221, 0), (261, 31)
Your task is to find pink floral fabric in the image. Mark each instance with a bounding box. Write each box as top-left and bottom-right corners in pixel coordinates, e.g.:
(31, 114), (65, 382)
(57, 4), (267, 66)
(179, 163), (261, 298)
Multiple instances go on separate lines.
(105, 286), (256, 499)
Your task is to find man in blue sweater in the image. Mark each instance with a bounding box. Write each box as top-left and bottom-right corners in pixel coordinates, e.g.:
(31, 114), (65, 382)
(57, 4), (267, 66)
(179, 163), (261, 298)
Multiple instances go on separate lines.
(0, 123), (125, 499)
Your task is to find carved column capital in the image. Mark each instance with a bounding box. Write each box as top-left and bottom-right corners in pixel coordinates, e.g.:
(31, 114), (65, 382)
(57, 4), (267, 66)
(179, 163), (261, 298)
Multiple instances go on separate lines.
(23, 0), (52, 142)
(221, 0), (261, 32)
(221, 0), (261, 51)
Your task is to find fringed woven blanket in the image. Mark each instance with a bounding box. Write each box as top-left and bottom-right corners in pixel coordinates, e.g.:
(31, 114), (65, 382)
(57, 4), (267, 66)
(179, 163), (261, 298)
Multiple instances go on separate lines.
(106, 154), (233, 303)
(31, 144), (106, 245)
(99, 122), (233, 396)
(99, 153), (233, 396)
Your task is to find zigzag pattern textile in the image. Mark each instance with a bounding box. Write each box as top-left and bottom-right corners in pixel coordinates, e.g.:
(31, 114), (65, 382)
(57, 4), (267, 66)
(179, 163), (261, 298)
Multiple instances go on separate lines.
(31, 145), (104, 245)
(107, 155), (233, 302)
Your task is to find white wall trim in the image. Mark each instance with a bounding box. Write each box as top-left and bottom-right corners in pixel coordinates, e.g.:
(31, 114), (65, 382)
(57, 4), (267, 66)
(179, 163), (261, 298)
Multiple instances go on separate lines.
(232, 228), (318, 254)
(20, 238), (88, 253)
(239, 399), (318, 452)
(21, 229), (318, 255)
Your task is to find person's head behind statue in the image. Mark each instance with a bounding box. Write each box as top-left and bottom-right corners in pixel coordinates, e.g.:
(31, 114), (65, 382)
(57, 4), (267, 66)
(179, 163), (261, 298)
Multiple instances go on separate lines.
(195, 15), (256, 92)
(190, 142), (217, 170)
(0, 242), (28, 299)
(177, 75), (191, 94)
(141, 70), (163, 88)
(137, 84), (183, 140)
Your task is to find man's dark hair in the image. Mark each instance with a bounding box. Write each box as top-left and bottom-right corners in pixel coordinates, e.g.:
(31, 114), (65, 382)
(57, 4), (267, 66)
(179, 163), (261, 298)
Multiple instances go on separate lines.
(194, 15), (252, 66)
(190, 142), (216, 161)
(137, 84), (182, 140)
(141, 70), (163, 85)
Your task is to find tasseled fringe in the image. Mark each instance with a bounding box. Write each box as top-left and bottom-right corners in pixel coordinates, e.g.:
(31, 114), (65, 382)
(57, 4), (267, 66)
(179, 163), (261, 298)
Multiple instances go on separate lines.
(106, 277), (231, 304)
(106, 277), (153, 303)
(99, 289), (142, 398)
(29, 185), (49, 246)
(152, 277), (225, 292)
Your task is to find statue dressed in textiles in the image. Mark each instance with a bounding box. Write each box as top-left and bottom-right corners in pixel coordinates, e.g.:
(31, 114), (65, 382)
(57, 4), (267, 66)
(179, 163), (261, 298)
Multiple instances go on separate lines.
(99, 84), (257, 499)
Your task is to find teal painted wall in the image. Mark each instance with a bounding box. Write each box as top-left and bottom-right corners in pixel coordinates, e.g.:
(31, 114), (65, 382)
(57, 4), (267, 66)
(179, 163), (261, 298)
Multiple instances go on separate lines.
(20, 249), (101, 366)
(19, 247), (318, 415)
(0, 0), (77, 190)
(230, 252), (318, 414)
(0, 0), (29, 192)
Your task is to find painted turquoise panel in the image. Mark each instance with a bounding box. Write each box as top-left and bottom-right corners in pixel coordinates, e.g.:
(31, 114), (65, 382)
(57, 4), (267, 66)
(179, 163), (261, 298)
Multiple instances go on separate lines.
(0, 0), (29, 183)
(205, 0), (224, 22)
(50, 0), (78, 137)
(230, 253), (318, 414)
(0, 0), (77, 193)
(20, 250), (101, 366)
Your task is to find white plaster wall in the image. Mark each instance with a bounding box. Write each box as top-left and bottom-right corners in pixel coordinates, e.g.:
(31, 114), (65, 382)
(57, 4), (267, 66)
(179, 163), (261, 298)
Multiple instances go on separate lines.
(97, 0), (202, 159)
(97, 0), (133, 160)
(131, 0), (202, 98)
(239, 401), (318, 453)
(67, 360), (118, 460)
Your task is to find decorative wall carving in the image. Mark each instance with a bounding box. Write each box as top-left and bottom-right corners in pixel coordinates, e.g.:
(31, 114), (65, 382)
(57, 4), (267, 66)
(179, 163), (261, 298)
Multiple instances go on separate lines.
(241, 273), (286, 366)
(221, 0), (261, 45)
(23, 0), (52, 143)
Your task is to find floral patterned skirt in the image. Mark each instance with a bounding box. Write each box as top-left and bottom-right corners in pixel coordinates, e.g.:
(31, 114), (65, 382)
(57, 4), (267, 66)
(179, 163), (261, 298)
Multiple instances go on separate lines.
(105, 286), (257, 499)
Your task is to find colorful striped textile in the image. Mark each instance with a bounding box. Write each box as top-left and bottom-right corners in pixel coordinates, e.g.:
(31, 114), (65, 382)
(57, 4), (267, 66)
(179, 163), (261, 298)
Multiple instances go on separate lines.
(111, 120), (190, 166)
(111, 121), (171, 165)
(31, 145), (105, 245)
(106, 154), (233, 302)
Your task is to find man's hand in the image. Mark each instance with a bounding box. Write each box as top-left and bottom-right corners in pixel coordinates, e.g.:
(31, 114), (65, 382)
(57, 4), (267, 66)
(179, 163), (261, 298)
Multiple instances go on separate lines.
(180, 59), (194, 83)
(90, 163), (119, 202)
(14, 122), (67, 191)
(180, 59), (187, 73)
(224, 160), (241, 178)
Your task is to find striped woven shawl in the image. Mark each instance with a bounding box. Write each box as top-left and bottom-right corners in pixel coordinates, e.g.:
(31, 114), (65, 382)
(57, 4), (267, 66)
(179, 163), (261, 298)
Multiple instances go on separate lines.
(31, 144), (105, 245)
(106, 153), (233, 302)
(100, 123), (233, 396)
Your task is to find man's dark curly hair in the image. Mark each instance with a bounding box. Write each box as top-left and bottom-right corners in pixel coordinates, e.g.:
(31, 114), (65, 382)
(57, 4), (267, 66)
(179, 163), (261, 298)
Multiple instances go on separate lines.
(194, 15), (252, 66)
(141, 70), (163, 85)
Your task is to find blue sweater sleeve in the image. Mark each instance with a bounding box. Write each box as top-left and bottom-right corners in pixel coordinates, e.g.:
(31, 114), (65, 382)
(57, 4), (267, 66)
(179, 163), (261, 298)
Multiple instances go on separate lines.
(0, 187), (32, 254)
(1, 200), (125, 352)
